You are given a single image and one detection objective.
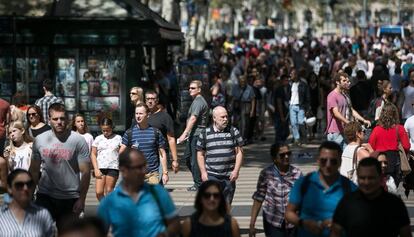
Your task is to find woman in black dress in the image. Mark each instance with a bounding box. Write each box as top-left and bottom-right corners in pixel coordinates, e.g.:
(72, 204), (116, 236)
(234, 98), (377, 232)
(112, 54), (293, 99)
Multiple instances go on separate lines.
(26, 105), (50, 138)
(181, 180), (240, 237)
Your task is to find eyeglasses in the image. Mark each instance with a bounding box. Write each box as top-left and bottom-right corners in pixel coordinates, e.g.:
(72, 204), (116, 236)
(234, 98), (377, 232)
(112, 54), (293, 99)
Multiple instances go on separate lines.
(278, 151), (292, 158)
(28, 113), (37, 117)
(319, 158), (339, 166)
(145, 97), (157, 101)
(189, 87), (198, 90)
(202, 192), (221, 200)
(130, 92), (138, 95)
(13, 180), (35, 190)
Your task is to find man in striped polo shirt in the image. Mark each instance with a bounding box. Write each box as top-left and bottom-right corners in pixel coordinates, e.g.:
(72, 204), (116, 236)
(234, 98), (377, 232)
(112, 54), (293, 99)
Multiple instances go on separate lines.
(196, 106), (244, 204)
(119, 103), (168, 185)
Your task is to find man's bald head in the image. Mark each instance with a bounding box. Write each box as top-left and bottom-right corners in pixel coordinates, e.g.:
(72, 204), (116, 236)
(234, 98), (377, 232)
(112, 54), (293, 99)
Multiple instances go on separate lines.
(212, 106), (228, 130)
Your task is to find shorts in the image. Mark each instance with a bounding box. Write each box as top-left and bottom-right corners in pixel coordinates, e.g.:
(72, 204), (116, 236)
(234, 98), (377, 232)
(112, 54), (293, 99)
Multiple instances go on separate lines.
(99, 169), (119, 177)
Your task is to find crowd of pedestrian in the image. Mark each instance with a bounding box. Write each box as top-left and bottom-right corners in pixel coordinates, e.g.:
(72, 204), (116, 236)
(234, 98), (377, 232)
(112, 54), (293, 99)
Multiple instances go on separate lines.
(1, 31), (414, 237)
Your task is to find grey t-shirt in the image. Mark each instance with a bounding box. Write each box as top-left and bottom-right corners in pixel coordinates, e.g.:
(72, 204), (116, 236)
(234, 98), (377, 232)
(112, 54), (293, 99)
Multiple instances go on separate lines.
(188, 95), (208, 136)
(32, 130), (90, 199)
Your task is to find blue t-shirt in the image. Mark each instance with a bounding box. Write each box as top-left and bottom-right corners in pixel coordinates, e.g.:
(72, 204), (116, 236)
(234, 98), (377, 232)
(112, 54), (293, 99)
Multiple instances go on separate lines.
(98, 183), (177, 237)
(122, 125), (166, 173)
(289, 171), (357, 237)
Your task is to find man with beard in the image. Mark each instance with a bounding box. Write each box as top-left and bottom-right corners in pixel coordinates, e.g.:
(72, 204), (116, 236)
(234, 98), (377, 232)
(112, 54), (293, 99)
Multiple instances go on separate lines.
(196, 106), (244, 204)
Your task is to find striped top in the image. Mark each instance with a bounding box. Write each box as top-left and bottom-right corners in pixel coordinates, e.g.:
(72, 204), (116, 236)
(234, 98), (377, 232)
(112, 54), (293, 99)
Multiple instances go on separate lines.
(196, 126), (244, 178)
(122, 125), (166, 173)
(0, 203), (56, 237)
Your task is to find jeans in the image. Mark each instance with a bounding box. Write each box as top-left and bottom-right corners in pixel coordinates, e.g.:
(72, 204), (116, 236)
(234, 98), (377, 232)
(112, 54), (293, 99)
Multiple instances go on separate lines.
(184, 133), (202, 187)
(263, 218), (296, 237)
(289, 105), (305, 141)
(327, 132), (346, 150)
(274, 115), (289, 144)
(208, 175), (236, 204)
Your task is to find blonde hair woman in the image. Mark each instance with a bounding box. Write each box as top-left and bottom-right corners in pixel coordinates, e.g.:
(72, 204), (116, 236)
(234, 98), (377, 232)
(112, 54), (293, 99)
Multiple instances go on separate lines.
(130, 86), (144, 106)
(3, 121), (33, 171)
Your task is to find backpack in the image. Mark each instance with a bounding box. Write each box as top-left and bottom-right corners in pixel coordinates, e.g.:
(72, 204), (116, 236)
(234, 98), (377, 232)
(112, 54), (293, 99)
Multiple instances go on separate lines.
(126, 125), (160, 148)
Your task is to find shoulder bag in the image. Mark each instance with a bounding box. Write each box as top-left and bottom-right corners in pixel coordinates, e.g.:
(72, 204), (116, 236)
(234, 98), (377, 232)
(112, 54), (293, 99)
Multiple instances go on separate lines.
(396, 126), (412, 176)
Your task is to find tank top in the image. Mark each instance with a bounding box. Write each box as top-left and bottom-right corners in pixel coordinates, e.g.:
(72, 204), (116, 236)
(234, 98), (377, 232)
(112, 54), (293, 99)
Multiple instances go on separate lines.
(340, 144), (360, 177)
(189, 214), (232, 237)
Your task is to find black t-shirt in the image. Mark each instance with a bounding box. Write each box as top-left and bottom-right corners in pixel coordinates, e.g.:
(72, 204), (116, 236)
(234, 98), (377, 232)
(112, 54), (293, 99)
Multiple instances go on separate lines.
(29, 124), (51, 138)
(349, 80), (375, 111)
(148, 111), (174, 139)
(273, 86), (288, 115)
(333, 190), (410, 237)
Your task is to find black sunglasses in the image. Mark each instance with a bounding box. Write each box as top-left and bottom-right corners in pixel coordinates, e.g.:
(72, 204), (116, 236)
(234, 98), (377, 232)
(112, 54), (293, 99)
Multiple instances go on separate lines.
(278, 151), (292, 158)
(202, 192), (221, 200)
(28, 113), (38, 117)
(319, 158), (339, 166)
(13, 180), (35, 190)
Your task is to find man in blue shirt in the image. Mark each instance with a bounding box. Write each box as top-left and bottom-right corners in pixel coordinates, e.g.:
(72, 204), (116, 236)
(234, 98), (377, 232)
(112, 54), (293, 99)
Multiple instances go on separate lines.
(285, 141), (357, 237)
(120, 103), (168, 185)
(98, 148), (180, 237)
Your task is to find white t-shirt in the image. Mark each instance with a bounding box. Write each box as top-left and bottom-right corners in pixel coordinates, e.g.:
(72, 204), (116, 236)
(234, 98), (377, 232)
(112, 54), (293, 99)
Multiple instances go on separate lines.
(92, 134), (122, 170)
(404, 115), (414, 151)
(290, 82), (299, 105)
(340, 144), (360, 179)
(5, 142), (32, 171)
(80, 133), (94, 153)
(402, 85), (414, 119)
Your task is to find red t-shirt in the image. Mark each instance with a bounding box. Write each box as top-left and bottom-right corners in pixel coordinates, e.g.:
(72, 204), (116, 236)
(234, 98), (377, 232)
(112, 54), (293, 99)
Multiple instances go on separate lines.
(368, 124), (410, 152)
(0, 99), (10, 138)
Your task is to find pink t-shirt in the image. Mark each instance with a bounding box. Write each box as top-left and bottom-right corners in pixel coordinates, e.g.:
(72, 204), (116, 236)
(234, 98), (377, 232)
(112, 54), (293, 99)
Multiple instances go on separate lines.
(327, 90), (348, 133)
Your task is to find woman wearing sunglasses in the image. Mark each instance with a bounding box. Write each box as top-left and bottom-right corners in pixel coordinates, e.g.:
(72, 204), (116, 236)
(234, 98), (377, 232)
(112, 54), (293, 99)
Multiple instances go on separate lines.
(26, 105), (51, 138)
(181, 180), (240, 237)
(0, 169), (56, 236)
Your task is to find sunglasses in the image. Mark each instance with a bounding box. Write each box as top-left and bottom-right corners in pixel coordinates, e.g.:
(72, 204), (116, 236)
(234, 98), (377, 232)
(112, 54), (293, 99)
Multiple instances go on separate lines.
(202, 192), (221, 200)
(130, 92), (138, 95)
(189, 87), (198, 90)
(319, 158), (339, 166)
(13, 180), (35, 190)
(28, 113), (38, 117)
(278, 151), (292, 158)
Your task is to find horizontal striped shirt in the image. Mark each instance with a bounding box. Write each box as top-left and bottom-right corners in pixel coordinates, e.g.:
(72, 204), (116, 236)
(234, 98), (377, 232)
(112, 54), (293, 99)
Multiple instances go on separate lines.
(0, 202), (56, 237)
(122, 125), (166, 173)
(196, 126), (244, 178)
(252, 165), (302, 229)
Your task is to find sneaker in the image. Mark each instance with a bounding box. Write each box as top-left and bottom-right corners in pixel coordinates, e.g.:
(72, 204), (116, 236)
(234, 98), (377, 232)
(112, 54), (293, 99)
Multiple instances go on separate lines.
(187, 185), (198, 191)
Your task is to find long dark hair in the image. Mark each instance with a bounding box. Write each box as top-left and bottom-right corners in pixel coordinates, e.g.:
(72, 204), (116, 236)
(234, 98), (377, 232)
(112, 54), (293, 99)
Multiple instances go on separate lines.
(194, 180), (227, 218)
(26, 105), (45, 126)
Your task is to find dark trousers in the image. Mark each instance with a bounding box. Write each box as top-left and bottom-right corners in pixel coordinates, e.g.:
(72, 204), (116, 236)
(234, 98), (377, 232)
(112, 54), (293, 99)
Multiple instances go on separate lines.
(263, 218), (296, 237)
(208, 175), (236, 204)
(184, 133), (202, 187)
(385, 150), (401, 186)
(0, 135), (5, 155)
(36, 193), (78, 230)
(274, 115), (289, 144)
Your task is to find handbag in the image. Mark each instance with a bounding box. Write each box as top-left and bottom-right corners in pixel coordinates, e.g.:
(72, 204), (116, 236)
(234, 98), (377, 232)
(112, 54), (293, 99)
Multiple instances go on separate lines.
(396, 126), (412, 176)
(347, 145), (361, 183)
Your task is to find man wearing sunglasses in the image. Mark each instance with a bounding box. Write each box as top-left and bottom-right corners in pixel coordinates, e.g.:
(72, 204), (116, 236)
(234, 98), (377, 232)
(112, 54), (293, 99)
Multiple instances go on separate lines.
(250, 144), (302, 237)
(178, 80), (208, 191)
(98, 148), (180, 237)
(285, 141), (357, 237)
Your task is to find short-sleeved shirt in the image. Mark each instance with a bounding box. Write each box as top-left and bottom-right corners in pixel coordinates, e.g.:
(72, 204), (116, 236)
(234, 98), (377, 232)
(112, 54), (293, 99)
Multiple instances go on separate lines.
(288, 171), (357, 237)
(252, 165), (302, 229)
(187, 95), (208, 136)
(0, 203), (56, 237)
(121, 125), (166, 173)
(327, 90), (348, 133)
(35, 95), (63, 122)
(32, 130), (90, 199)
(404, 115), (414, 151)
(196, 126), (244, 178)
(333, 190), (410, 237)
(81, 132), (94, 153)
(148, 111), (175, 139)
(93, 134), (122, 170)
(98, 183), (177, 237)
